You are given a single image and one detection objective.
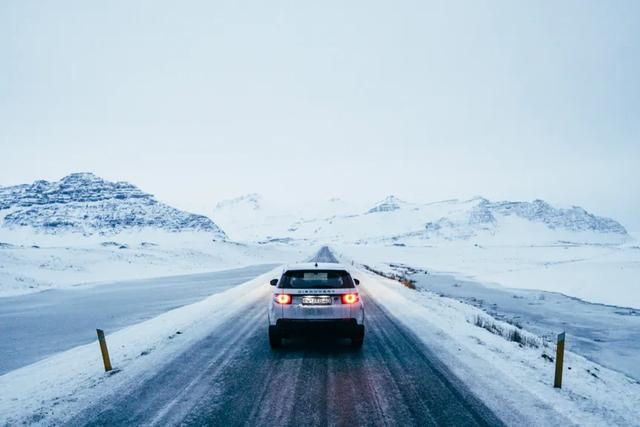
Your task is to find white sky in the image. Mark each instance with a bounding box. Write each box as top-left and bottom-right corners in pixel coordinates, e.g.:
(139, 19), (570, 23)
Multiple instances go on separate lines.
(1, 1), (639, 228)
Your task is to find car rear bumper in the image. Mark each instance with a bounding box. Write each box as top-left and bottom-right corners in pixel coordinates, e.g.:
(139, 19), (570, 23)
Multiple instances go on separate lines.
(274, 318), (362, 337)
(269, 301), (365, 326)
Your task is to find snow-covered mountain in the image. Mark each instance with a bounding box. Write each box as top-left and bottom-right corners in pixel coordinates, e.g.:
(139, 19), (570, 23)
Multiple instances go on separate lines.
(211, 194), (628, 244)
(211, 194), (366, 241)
(366, 195), (408, 213)
(0, 173), (226, 238)
(424, 197), (627, 237)
(214, 193), (262, 211)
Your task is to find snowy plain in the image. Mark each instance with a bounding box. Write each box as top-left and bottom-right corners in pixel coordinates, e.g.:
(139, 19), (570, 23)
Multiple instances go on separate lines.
(330, 241), (640, 381)
(0, 264), (276, 374)
(357, 268), (640, 427)
(333, 238), (640, 309)
(213, 193), (640, 309)
(0, 268), (279, 425)
(2, 260), (639, 426)
(0, 229), (304, 297)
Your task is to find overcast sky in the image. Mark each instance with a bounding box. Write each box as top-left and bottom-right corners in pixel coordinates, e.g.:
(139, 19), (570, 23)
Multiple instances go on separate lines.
(1, 1), (639, 228)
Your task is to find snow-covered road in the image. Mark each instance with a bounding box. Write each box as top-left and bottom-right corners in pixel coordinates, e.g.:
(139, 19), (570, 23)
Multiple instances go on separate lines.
(0, 264), (276, 374)
(40, 248), (503, 426)
(64, 287), (502, 427)
(2, 248), (638, 426)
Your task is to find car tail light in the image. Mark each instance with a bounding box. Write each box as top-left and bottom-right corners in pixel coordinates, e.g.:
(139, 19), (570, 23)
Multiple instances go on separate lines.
(341, 293), (359, 304)
(275, 294), (292, 305)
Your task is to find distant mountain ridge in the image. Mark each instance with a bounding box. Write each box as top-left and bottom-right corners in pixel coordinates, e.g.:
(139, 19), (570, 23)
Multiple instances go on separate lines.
(414, 197), (627, 242)
(470, 198), (626, 234)
(210, 193), (628, 243)
(367, 195), (406, 213)
(214, 193), (262, 211)
(0, 173), (226, 237)
(364, 196), (626, 235)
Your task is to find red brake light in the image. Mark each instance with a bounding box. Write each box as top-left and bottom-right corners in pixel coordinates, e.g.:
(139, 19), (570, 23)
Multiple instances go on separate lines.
(275, 294), (292, 305)
(341, 293), (359, 304)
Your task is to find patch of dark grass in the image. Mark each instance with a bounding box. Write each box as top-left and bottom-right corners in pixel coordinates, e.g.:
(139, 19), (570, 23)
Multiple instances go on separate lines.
(399, 278), (417, 290)
(362, 264), (418, 290)
(107, 368), (122, 376)
(541, 353), (554, 362)
(472, 314), (541, 348)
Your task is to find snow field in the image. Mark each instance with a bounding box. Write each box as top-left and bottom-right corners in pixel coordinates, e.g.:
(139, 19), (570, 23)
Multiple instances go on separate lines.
(0, 230), (303, 297)
(359, 269), (640, 426)
(335, 242), (640, 309)
(0, 267), (280, 426)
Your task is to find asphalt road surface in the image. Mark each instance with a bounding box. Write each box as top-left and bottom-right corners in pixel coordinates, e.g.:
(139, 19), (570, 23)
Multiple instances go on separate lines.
(307, 246), (340, 263)
(0, 264), (276, 374)
(66, 250), (503, 426)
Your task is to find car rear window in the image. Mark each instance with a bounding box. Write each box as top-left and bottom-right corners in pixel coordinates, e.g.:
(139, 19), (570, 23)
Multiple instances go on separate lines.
(278, 270), (355, 289)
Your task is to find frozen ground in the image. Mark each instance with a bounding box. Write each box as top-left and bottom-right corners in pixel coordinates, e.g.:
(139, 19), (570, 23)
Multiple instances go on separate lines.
(0, 264), (276, 374)
(0, 229), (304, 297)
(409, 270), (640, 380)
(334, 240), (640, 309)
(334, 242), (640, 381)
(0, 267), (281, 426)
(1, 249), (638, 426)
(359, 267), (640, 427)
(211, 193), (639, 309)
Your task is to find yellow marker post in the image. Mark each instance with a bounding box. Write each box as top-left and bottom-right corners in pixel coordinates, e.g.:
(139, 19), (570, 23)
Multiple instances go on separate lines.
(96, 329), (113, 372)
(554, 332), (565, 388)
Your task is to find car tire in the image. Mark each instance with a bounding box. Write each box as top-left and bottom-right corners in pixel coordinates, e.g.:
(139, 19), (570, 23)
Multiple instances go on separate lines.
(351, 325), (365, 349)
(269, 326), (282, 348)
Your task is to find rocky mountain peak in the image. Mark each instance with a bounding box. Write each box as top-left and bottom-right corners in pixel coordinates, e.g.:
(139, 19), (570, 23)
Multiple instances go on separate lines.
(0, 173), (226, 237)
(214, 193), (262, 211)
(367, 195), (405, 214)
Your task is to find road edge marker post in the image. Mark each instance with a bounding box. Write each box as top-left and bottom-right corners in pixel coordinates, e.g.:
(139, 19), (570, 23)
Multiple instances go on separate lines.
(96, 329), (113, 372)
(554, 331), (565, 388)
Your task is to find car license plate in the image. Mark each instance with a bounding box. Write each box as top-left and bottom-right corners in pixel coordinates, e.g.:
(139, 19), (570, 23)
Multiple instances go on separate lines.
(302, 295), (332, 306)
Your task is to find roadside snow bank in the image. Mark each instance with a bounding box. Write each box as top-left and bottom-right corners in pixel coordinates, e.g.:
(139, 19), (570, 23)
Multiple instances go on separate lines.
(335, 242), (640, 309)
(0, 267), (280, 426)
(0, 230), (302, 297)
(360, 270), (640, 427)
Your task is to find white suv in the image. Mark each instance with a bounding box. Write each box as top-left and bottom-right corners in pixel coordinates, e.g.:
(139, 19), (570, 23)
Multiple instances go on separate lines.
(268, 263), (365, 348)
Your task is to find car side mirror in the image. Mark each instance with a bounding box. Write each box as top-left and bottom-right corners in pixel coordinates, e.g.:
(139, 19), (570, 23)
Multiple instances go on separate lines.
(354, 278), (360, 286)
(270, 278), (278, 286)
